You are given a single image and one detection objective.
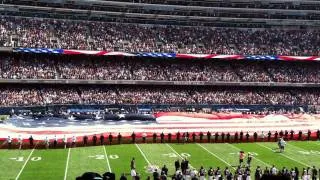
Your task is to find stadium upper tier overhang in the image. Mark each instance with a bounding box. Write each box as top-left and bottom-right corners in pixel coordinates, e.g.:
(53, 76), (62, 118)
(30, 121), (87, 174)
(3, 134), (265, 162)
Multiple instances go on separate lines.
(12, 47), (320, 61)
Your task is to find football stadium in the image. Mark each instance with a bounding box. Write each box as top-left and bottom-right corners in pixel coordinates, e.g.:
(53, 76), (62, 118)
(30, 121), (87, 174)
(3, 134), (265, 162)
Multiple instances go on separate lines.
(1, 0), (320, 179)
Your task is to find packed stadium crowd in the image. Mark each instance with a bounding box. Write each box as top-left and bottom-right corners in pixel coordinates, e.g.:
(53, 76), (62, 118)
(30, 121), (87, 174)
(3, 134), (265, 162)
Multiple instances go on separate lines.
(2, 57), (320, 83)
(1, 16), (320, 55)
(0, 86), (319, 106)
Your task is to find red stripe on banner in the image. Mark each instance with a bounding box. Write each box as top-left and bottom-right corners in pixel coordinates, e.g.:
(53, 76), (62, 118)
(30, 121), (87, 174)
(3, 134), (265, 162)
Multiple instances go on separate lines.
(202, 54), (218, 59)
(63, 50), (83, 55)
(175, 54), (198, 59)
(278, 56), (320, 61)
(95, 51), (108, 56)
(230, 55), (245, 60)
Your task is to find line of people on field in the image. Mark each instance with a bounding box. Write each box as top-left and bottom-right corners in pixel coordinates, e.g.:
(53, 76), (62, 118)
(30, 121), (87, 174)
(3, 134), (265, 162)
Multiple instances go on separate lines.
(5, 129), (320, 149)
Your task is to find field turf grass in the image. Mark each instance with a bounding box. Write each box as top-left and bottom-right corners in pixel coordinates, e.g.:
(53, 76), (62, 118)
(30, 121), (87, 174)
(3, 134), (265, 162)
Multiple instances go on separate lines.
(1, 141), (320, 180)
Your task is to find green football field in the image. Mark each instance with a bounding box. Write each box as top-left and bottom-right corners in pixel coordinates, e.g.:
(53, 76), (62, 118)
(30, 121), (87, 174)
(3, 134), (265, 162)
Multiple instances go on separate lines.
(1, 141), (320, 180)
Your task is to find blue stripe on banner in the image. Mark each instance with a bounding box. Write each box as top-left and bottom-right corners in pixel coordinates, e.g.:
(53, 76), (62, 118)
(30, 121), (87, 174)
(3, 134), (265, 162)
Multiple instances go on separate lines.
(245, 55), (278, 60)
(13, 48), (64, 54)
(135, 52), (176, 58)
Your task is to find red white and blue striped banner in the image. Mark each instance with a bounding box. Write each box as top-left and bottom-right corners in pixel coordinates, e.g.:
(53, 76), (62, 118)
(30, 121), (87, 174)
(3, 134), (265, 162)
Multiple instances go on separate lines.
(13, 48), (320, 61)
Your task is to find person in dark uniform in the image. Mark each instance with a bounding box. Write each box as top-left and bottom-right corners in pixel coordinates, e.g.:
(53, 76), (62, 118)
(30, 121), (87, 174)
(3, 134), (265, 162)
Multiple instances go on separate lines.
(153, 169), (159, 180)
(221, 132), (225, 143)
(131, 132), (136, 143)
(182, 133), (186, 144)
(184, 159), (189, 171)
(160, 132), (164, 143)
(93, 134), (97, 146)
(226, 132), (230, 142)
(161, 165), (168, 176)
(274, 131), (278, 142)
(279, 130), (284, 138)
(317, 129), (320, 140)
(247, 153), (253, 166)
(160, 172), (166, 180)
(254, 132), (258, 142)
(117, 133), (122, 144)
(214, 132), (219, 143)
(29, 135), (34, 149)
(130, 157), (135, 169)
(234, 132), (239, 143)
(246, 132), (250, 142)
(176, 132), (180, 143)
(185, 132), (189, 143)
(174, 159), (180, 171)
(240, 131), (244, 142)
(199, 132), (204, 143)
(284, 130), (289, 140)
(83, 135), (88, 146)
(153, 133), (157, 143)
(207, 131), (211, 143)
(312, 166), (317, 180)
(168, 133), (172, 143)
(108, 133), (113, 145)
(298, 130), (302, 140)
(267, 131), (271, 141)
(307, 130), (311, 141)
(120, 173), (127, 180)
(100, 134), (104, 145)
(290, 130), (294, 140)
(180, 159), (186, 173)
(255, 166), (262, 180)
(53, 135), (57, 148)
(192, 132), (196, 143)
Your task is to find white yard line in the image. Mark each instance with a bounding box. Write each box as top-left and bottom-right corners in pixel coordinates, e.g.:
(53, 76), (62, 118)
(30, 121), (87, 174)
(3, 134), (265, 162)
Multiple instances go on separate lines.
(135, 143), (151, 165)
(165, 144), (194, 168)
(63, 148), (71, 180)
(226, 143), (271, 167)
(256, 143), (310, 167)
(15, 148), (35, 180)
(196, 143), (235, 170)
(103, 145), (112, 172)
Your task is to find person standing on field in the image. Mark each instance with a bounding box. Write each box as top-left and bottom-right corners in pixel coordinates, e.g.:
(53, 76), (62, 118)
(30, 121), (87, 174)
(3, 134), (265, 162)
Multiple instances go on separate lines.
(7, 136), (12, 149)
(63, 135), (67, 149)
(18, 135), (23, 150)
(53, 135), (58, 148)
(72, 135), (76, 147)
(44, 136), (49, 149)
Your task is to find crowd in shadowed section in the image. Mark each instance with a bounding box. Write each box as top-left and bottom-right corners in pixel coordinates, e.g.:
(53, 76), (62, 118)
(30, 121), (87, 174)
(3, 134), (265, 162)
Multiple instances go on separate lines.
(0, 86), (319, 106)
(2, 56), (320, 83)
(1, 16), (320, 55)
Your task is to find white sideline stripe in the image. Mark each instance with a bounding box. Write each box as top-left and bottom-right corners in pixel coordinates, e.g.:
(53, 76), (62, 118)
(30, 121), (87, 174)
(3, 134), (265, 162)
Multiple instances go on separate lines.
(256, 143), (310, 167)
(226, 143), (271, 167)
(196, 143), (234, 170)
(135, 144), (151, 165)
(63, 148), (71, 180)
(165, 144), (194, 168)
(15, 148), (35, 180)
(103, 146), (112, 172)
